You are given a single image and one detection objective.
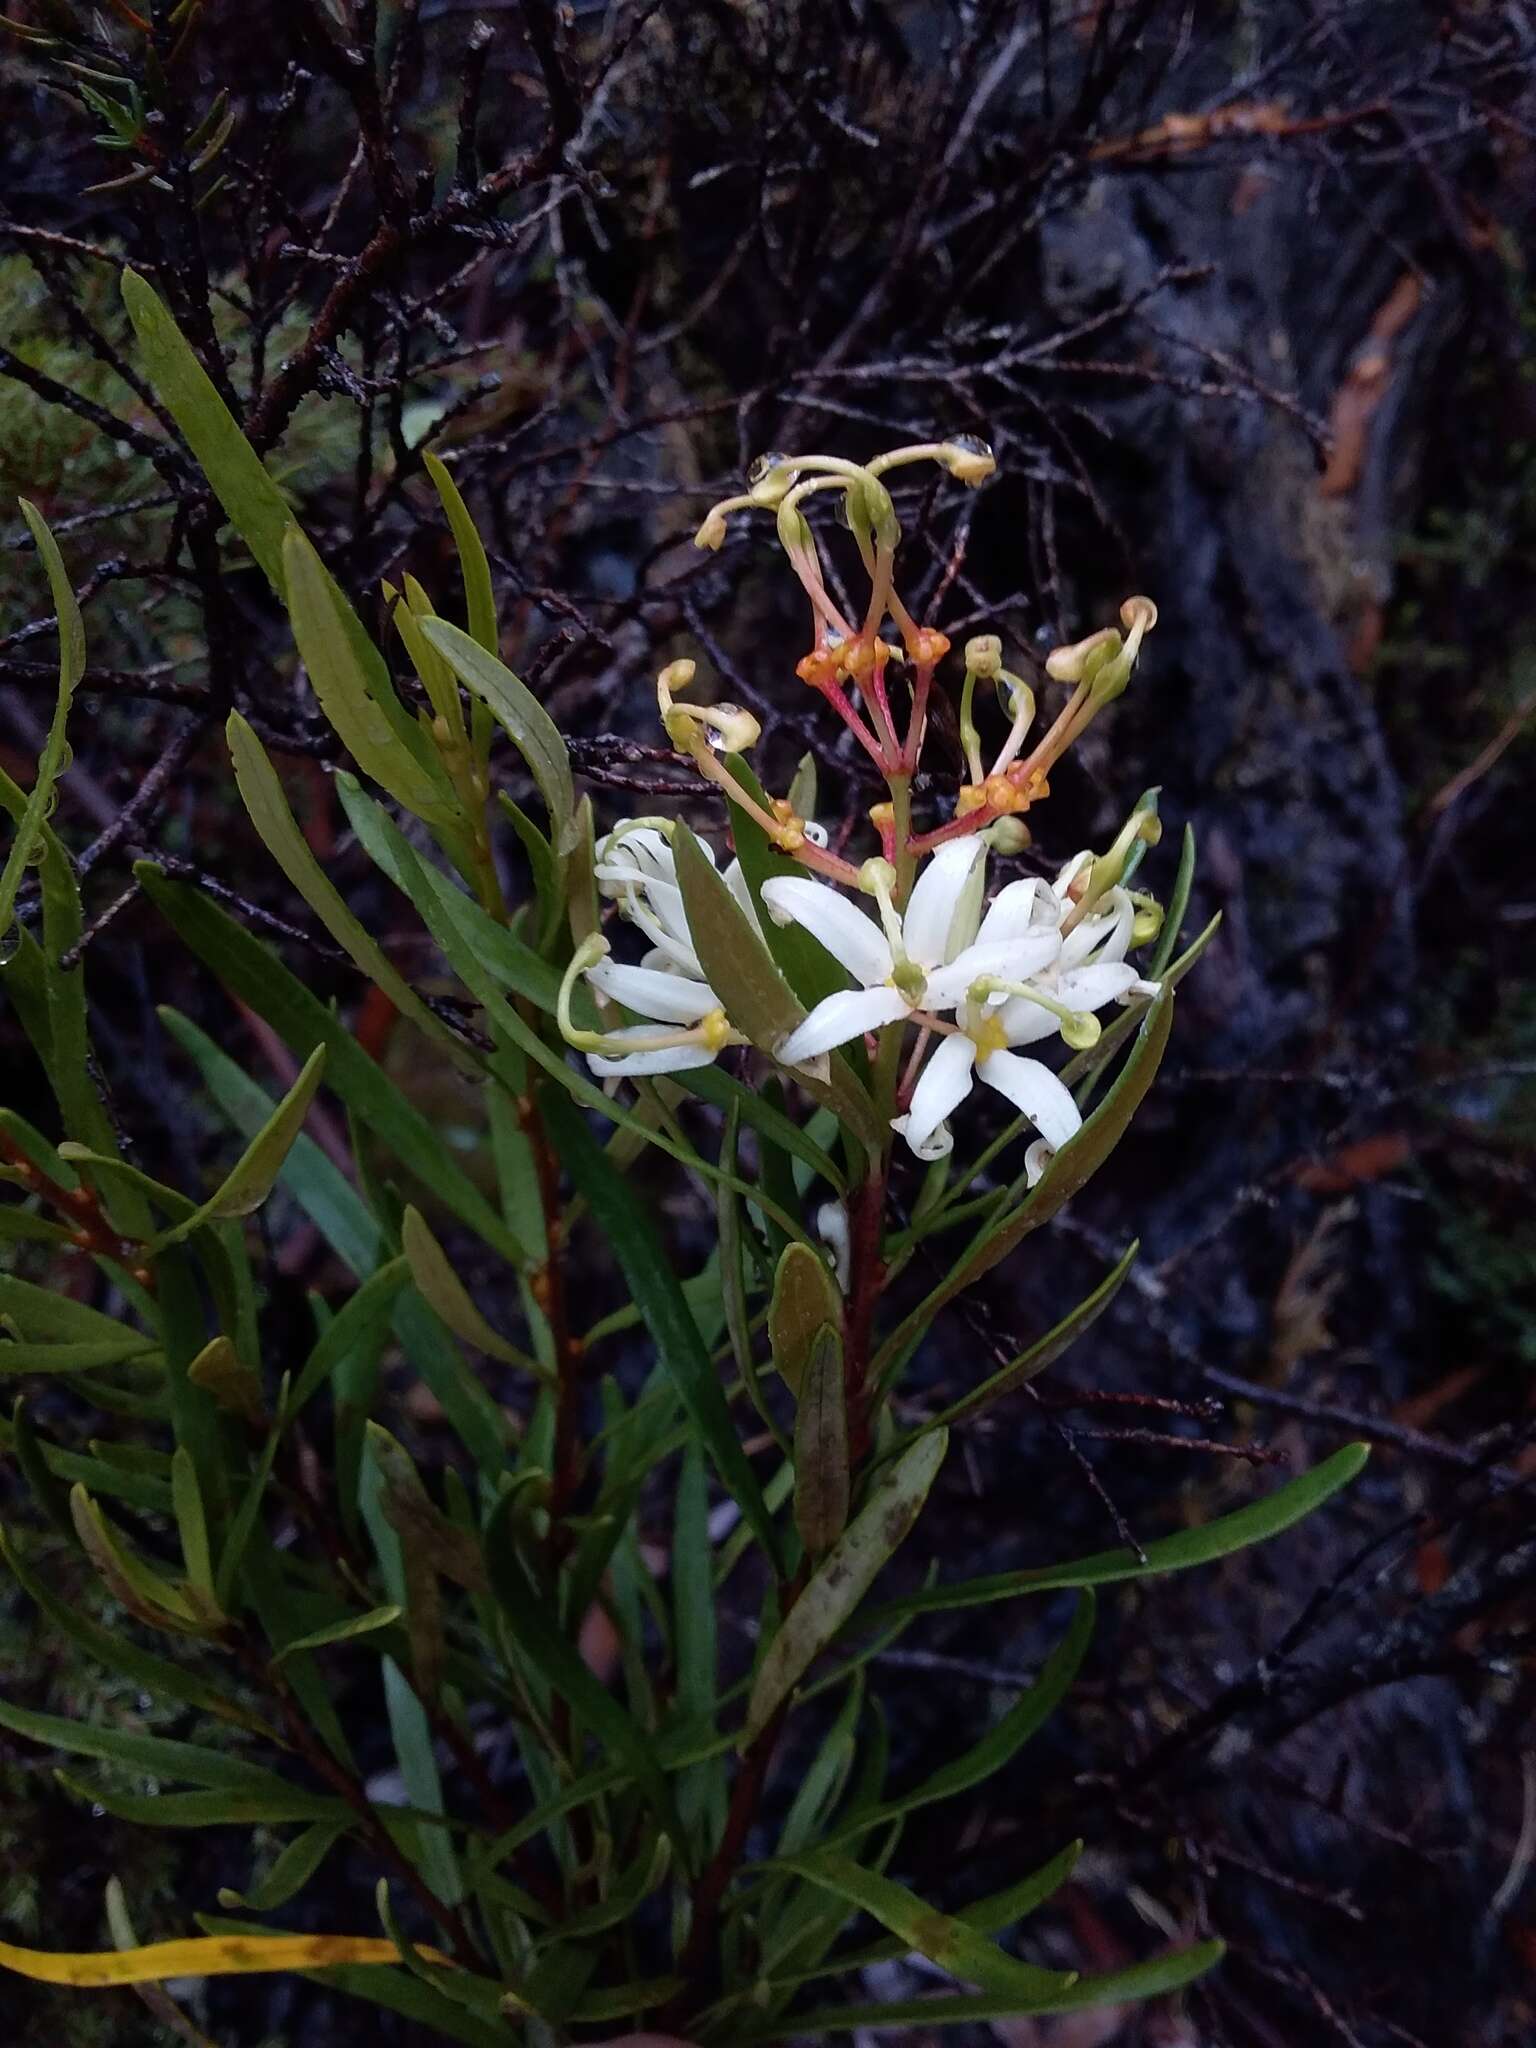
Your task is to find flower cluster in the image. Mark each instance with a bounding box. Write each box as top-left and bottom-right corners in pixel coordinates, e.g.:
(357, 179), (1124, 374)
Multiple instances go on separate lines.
(559, 439), (1163, 1176)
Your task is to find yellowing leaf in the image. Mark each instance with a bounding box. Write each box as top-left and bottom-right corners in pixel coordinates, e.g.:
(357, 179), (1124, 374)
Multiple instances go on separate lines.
(769, 1241), (843, 1396)
(0, 1930), (454, 1988)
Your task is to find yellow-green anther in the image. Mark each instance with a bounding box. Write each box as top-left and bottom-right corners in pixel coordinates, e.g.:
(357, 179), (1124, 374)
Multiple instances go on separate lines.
(968, 974), (1100, 1048)
(982, 816), (1032, 853)
(965, 634), (1003, 678)
(1129, 891), (1164, 946)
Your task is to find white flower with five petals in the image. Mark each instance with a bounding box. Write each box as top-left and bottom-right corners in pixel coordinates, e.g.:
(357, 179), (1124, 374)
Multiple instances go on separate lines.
(891, 862), (1161, 1170)
(762, 839), (1062, 1067)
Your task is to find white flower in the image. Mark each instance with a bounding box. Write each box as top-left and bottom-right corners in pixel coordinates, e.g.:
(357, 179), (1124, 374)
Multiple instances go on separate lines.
(889, 867), (1161, 1168)
(762, 839), (1062, 1067)
(559, 931), (740, 1080)
(595, 821), (761, 980)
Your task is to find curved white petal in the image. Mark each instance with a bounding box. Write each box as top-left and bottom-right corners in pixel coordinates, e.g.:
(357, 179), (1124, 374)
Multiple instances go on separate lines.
(923, 931), (1059, 1010)
(902, 1034), (976, 1155)
(974, 877), (1050, 950)
(902, 837), (985, 969)
(1061, 888), (1133, 968)
(995, 994), (1059, 1046)
(587, 960), (721, 1023)
(975, 1049), (1081, 1150)
(621, 889), (702, 977)
(1023, 1137), (1056, 1186)
(1053, 849), (1093, 896)
(587, 1032), (719, 1078)
(1056, 962), (1144, 1012)
(761, 876), (893, 988)
(890, 1110), (955, 1162)
(723, 859), (764, 936)
(777, 985), (910, 1065)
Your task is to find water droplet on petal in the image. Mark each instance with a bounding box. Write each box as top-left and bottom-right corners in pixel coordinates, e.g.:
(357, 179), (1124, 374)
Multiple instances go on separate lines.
(747, 450), (792, 487)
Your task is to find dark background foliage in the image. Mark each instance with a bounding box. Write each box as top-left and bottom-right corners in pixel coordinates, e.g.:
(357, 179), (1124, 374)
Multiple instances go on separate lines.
(2, 2), (1535, 2043)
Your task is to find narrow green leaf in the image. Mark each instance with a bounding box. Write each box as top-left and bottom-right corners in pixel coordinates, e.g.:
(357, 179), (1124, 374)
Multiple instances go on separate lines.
(673, 1443), (725, 1847)
(676, 1063), (846, 1194)
(120, 268), (291, 588)
(286, 1259), (410, 1418)
(1148, 822), (1197, 979)
(794, 1327), (849, 1557)
(876, 992), (1174, 1379)
(275, 1605), (402, 1660)
(139, 866), (524, 1266)
(777, 1840), (1083, 1988)
(748, 1939), (1224, 2035)
(483, 1490), (690, 1869)
(916, 1245), (1139, 1428)
(401, 1205), (543, 1375)
(744, 1428), (946, 1745)
(0, 1338), (161, 1375)
(419, 616), (573, 848)
(0, 1273), (154, 1349)
(871, 1444), (1370, 1621)
(171, 1446), (219, 1619)
(0, 503), (83, 939)
(770, 1241), (843, 1397)
(820, 1595), (1093, 1855)
(283, 529), (452, 822)
(673, 824), (883, 1156)
(151, 1046), (326, 1252)
(227, 713), (470, 1065)
(0, 1524), (272, 1734)
(218, 1820), (349, 1912)
(0, 1694), (307, 1795)
(772, 1851), (1075, 2000)
(59, 1775), (350, 1829)
(423, 453), (497, 654)
(159, 1007), (382, 1279)
(541, 1084), (780, 1567)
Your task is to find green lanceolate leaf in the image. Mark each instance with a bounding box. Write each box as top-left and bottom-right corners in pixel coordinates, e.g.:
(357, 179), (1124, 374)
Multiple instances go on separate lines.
(749, 1939), (1224, 2036)
(149, 1045), (326, 1251)
(770, 1240), (844, 1397)
(0, 1525), (273, 1735)
(419, 616), (574, 849)
(794, 1326), (849, 1557)
(226, 713), (471, 1067)
(672, 823), (883, 1155)
(0, 503), (84, 941)
(540, 1084), (781, 1567)
(139, 865), (524, 1266)
(915, 1243), (1139, 1428)
(877, 992), (1174, 1379)
(483, 1491), (690, 1869)
(275, 1605), (403, 1660)
(121, 267), (292, 590)
(771, 1851), (1076, 2000)
(401, 1206), (544, 1376)
(283, 528), (453, 824)
(819, 1594), (1094, 1855)
(423, 453), (497, 654)
(218, 1820), (350, 1912)
(744, 1427), (946, 1745)
(870, 1443), (1370, 1622)
(0, 1693), (307, 1796)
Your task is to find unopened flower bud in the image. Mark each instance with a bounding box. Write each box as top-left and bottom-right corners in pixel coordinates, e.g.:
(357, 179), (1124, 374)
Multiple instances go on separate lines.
(964, 634), (1003, 678)
(858, 857), (897, 897)
(982, 815), (1032, 853)
(659, 658), (696, 698)
(1045, 626), (1119, 683)
(941, 435), (996, 486)
(776, 501), (814, 555)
